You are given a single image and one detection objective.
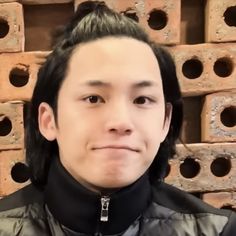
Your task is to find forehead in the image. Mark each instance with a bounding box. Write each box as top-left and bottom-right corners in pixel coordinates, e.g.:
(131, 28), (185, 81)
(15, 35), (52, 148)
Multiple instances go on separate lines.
(66, 37), (162, 86)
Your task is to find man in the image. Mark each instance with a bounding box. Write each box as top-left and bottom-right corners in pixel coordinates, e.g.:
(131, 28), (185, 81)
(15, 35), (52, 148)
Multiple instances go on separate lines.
(0, 1), (235, 235)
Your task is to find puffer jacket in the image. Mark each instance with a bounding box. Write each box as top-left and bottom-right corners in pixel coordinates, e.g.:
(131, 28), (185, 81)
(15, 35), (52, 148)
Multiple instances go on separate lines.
(0, 157), (236, 236)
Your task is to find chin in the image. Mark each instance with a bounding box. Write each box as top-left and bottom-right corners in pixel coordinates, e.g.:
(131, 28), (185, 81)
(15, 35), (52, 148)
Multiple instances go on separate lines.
(95, 175), (137, 189)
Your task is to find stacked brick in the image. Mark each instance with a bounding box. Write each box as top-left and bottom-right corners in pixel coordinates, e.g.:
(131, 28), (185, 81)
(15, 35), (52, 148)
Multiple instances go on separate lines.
(0, 0), (235, 212)
(166, 0), (236, 211)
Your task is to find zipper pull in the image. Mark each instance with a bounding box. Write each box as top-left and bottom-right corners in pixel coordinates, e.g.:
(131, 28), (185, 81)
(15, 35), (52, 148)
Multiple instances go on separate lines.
(100, 196), (110, 222)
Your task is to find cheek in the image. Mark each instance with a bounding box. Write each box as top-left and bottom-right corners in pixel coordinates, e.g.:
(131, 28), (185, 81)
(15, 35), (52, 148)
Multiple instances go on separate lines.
(141, 116), (165, 155)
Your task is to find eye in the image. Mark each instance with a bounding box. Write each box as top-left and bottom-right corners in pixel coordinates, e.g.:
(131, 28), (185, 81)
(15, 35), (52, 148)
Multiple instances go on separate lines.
(84, 95), (105, 104)
(134, 96), (154, 105)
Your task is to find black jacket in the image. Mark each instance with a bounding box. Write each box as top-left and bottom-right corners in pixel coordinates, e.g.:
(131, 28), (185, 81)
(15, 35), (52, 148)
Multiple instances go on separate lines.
(0, 157), (236, 235)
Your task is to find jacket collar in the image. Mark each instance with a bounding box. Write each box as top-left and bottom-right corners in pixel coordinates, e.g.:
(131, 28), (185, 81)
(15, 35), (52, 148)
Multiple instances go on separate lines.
(45, 157), (151, 235)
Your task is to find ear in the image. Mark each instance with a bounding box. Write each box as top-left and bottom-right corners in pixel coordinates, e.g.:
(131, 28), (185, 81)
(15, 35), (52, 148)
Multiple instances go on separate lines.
(38, 102), (57, 141)
(160, 103), (173, 143)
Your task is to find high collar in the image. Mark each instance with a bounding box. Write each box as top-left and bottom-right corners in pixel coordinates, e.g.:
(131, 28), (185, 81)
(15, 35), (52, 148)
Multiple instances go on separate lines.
(45, 157), (151, 235)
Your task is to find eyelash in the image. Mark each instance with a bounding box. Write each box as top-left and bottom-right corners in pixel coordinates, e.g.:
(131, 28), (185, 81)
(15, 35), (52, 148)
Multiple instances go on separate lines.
(83, 95), (156, 105)
(83, 95), (105, 104)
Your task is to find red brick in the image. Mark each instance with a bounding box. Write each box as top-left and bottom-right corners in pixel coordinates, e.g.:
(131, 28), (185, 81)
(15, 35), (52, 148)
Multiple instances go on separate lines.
(205, 0), (236, 43)
(74, 0), (181, 45)
(0, 1), (17, 2)
(0, 51), (48, 102)
(0, 2), (24, 52)
(22, 0), (72, 4)
(201, 90), (236, 143)
(202, 192), (236, 210)
(165, 143), (236, 192)
(0, 102), (24, 150)
(169, 43), (236, 97)
(0, 149), (29, 197)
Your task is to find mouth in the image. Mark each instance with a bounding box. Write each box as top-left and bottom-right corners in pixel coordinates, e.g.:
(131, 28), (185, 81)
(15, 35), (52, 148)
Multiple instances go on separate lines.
(93, 145), (139, 152)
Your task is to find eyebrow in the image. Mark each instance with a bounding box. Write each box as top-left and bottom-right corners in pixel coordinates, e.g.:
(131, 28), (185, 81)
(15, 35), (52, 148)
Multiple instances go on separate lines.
(81, 80), (159, 88)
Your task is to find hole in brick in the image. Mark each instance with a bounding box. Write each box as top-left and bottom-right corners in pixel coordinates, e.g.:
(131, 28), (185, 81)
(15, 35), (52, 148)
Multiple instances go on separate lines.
(210, 156), (231, 177)
(121, 9), (139, 22)
(11, 162), (30, 183)
(214, 57), (233, 77)
(224, 6), (236, 27)
(182, 59), (203, 79)
(148, 9), (168, 30)
(9, 67), (29, 87)
(0, 18), (9, 38)
(0, 116), (12, 136)
(180, 157), (200, 178)
(220, 106), (236, 127)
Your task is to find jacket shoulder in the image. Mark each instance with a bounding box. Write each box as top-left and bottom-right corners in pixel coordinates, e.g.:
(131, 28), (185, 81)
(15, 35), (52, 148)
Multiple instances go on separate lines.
(148, 181), (236, 236)
(0, 184), (44, 212)
(152, 181), (233, 216)
(0, 184), (50, 235)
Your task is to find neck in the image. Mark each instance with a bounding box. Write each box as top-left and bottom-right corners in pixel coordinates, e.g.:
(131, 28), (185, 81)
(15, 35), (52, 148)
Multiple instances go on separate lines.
(45, 156), (152, 234)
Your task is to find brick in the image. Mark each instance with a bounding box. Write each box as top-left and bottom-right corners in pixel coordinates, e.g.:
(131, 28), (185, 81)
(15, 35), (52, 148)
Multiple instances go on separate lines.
(0, 0), (72, 3)
(0, 102), (24, 150)
(0, 51), (49, 102)
(0, 149), (29, 197)
(22, 0), (72, 4)
(165, 143), (236, 192)
(0, 1), (18, 2)
(205, 0), (236, 43)
(202, 192), (236, 210)
(201, 90), (236, 143)
(0, 2), (24, 52)
(169, 43), (236, 97)
(74, 0), (181, 45)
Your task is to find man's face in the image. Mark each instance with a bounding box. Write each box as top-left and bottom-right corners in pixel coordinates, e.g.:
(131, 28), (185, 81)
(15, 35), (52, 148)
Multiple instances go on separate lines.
(39, 37), (171, 191)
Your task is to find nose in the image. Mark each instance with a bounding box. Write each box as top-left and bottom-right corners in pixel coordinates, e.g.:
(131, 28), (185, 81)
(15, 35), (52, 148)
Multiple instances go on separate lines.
(104, 102), (134, 136)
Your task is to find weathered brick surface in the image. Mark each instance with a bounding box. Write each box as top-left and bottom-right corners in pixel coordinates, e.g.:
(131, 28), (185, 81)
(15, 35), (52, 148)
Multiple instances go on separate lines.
(205, 0), (236, 43)
(169, 43), (236, 97)
(22, 0), (72, 4)
(0, 0), (72, 3)
(0, 149), (29, 197)
(165, 143), (236, 192)
(0, 1), (16, 2)
(0, 102), (24, 150)
(74, 0), (180, 45)
(0, 2), (24, 52)
(201, 90), (236, 143)
(0, 51), (48, 102)
(202, 192), (236, 210)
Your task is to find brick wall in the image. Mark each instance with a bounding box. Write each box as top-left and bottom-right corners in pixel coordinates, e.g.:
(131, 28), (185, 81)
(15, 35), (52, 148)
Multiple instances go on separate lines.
(0, 0), (235, 211)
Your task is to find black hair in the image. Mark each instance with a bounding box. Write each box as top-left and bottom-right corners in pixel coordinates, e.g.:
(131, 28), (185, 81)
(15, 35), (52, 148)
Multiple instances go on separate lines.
(26, 1), (183, 187)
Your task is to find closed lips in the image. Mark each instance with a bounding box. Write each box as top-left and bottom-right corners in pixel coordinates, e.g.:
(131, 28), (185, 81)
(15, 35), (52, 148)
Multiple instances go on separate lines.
(93, 145), (139, 152)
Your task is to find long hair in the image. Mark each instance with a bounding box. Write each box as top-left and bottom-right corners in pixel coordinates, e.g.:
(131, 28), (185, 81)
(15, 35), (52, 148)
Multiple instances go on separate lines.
(25, 1), (183, 187)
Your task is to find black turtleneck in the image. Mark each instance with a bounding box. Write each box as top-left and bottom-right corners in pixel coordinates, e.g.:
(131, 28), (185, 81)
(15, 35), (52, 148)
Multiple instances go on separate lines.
(45, 157), (152, 235)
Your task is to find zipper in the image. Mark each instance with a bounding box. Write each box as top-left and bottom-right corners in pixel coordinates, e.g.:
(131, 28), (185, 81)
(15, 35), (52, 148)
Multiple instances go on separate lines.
(100, 196), (110, 222)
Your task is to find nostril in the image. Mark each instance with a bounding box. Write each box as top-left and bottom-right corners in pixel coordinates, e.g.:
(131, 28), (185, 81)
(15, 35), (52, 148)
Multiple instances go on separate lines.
(125, 129), (132, 133)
